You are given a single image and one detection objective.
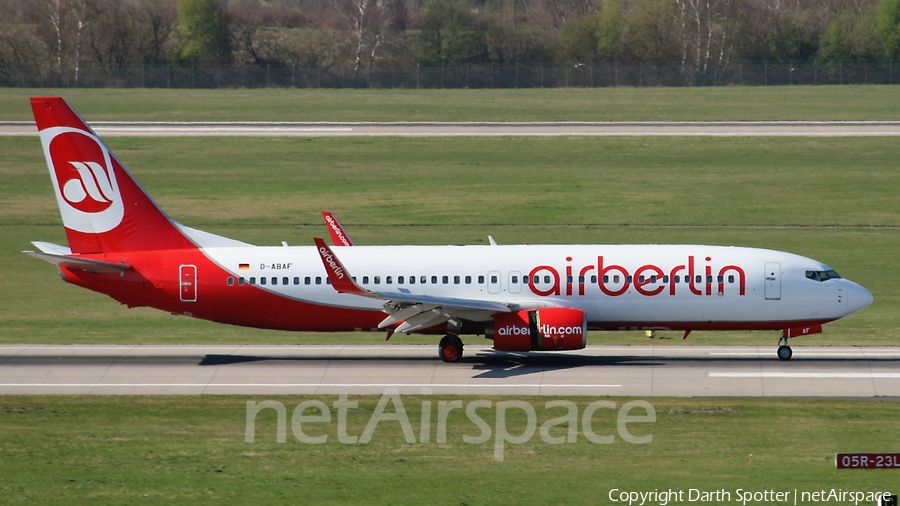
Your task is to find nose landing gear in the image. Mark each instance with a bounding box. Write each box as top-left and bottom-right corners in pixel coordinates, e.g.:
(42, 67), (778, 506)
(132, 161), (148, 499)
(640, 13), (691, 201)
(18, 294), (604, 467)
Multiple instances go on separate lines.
(776, 337), (793, 361)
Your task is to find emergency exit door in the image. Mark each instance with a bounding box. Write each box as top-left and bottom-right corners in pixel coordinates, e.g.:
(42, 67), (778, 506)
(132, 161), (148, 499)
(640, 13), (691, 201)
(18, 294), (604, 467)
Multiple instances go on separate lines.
(764, 262), (781, 300)
(180, 265), (197, 302)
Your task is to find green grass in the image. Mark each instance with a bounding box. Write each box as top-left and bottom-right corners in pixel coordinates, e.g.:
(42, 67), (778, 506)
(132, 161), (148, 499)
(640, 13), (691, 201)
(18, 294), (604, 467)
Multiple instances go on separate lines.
(0, 135), (897, 346)
(0, 395), (896, 505)
(3, 86), (900, 121)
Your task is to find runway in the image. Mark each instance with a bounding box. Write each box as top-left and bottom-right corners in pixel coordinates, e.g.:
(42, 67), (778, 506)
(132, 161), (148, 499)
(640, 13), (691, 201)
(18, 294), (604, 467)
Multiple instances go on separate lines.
(2, 345), (898, 397)
(4, 121), (900, 137)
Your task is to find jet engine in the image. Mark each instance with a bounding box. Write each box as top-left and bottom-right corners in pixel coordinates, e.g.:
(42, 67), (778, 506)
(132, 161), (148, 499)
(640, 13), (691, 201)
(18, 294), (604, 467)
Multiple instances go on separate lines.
(488, 307), (586, 351)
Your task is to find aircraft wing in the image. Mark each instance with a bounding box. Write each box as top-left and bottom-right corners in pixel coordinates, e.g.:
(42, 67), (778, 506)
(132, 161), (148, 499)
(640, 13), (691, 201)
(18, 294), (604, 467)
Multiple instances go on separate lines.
(313, 238), (514, 333)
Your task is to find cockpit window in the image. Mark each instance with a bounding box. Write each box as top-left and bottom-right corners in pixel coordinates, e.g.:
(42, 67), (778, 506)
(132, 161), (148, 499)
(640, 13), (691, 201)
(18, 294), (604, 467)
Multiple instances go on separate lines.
(805, 270), (841, 282)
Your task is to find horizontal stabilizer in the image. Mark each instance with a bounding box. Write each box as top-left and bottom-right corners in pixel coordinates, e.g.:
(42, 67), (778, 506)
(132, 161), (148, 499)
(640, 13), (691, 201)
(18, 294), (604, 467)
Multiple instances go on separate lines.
(24, 250), (131, 273)
(31, 241), (72, 255)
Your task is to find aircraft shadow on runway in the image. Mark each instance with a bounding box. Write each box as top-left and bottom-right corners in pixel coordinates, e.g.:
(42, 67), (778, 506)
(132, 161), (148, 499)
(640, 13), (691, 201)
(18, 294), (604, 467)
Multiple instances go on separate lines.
(195, 353), (899, 380)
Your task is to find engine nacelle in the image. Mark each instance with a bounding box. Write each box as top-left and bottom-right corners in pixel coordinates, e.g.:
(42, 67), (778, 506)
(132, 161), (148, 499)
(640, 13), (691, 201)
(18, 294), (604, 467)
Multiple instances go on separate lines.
(489, 308), (586, 352)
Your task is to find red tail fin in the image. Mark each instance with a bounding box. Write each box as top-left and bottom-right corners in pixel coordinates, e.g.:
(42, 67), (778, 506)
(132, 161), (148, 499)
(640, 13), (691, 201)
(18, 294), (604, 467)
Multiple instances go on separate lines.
(31, 97), (192, 254)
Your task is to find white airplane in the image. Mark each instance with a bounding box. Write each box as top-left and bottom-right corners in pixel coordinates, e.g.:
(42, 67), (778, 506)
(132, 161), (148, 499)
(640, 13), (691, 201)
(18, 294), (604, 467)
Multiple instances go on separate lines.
(25, 97), (873, 362)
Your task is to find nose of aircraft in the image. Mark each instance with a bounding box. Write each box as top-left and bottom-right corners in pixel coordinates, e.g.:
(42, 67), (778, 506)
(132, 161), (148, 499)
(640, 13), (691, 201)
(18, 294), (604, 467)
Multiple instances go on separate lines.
(845, 281), (874, 315)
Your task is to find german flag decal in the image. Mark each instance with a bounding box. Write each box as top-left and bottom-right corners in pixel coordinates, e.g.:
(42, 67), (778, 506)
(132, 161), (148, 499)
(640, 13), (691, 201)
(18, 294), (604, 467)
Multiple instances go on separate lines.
(238, 263), (250, 270)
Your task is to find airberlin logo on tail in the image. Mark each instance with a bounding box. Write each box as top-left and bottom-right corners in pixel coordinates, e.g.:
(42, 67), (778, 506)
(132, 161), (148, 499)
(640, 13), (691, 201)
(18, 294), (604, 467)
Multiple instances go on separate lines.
(62, 161), (116, 212)
(41, 127), (124, 233)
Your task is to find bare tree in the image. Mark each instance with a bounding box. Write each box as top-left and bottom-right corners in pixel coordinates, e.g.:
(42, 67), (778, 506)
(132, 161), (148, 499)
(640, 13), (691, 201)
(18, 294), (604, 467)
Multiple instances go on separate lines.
(330, 0), (371, 78)
(71, 0), (89, 84)
(39, 0), (66, 80)
(365, 0), (397, 79)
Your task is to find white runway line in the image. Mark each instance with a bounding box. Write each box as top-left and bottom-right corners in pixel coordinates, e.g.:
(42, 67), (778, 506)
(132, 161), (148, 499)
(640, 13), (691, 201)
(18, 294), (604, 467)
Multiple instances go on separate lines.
(709, 372), (900, 379)
(709, 352), (900, 357)
(0, 383), (622, 388)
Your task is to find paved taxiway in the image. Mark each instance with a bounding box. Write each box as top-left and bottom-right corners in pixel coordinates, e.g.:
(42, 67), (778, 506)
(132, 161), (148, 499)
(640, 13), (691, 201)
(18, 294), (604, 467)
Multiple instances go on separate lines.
(2, 345), (898, 397)
(4, 121), (900, 137)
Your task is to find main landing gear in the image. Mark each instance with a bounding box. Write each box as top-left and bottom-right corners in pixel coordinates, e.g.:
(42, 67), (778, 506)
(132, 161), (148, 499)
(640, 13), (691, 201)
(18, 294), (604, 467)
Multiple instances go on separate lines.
(776, 336), (792, 361)
(439, 334), (464, 363)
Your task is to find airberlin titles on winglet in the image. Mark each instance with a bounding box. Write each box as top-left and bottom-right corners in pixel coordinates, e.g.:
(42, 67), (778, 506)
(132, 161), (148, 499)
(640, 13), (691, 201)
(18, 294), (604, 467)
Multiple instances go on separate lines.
(313, 237), (370, 297)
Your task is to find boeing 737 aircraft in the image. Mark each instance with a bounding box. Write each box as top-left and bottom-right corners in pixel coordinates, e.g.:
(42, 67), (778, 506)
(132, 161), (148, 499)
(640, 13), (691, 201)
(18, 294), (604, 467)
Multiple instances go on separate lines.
(25, 97), (873, 362)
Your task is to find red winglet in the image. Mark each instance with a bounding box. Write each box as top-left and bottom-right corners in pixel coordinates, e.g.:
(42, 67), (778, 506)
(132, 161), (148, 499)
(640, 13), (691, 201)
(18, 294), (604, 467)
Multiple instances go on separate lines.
(322, 211), (355, 246)
(313, 237), (371, 297)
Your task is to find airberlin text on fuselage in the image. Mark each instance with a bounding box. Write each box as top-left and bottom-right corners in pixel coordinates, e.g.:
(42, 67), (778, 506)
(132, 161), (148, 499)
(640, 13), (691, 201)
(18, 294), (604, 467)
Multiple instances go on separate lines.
(528, 255), (746, 298)
(497, 325), (583, 336)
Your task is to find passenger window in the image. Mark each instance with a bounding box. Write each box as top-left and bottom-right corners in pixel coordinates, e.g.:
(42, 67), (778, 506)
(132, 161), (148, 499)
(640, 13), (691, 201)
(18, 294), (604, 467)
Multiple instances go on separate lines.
(431, 276), (438, 284)
(650, 276), (657, 283)
(260, 277), (267, 285)
(362, 276), (369, 284)
(543, 275), (550, 284)
(613, 275), (620, 283)
(238, 277), (245, 286)
(706, 276), (713, 283)
(491, 275), (498, 283)
(271, 277), (277, 285)
(591, 275), (597, 283)
(728, 275), (735, 283)
(326, 278), (331, 285)
(511, 276), (518, 284)
(227, 277), (234, 286)
(626, 276), (632, 283)
(386, 276), (392, 284)
(478, 275), (485, 284)
(695, 275), (702, 283)
(465, 275), (472, 284)
(283, 277), (289, 285)
(717, 276), (724, 283)
(523, 275), (529, 284)
(442, 276), (449, 284)
(293, 277), (300, 285)
(567, 276), (573, 283)
(421, 276), (427, 284)
(398, 276), (404, 284)
(662, 276), (668, 283)
(305, 277), (311, 285)
(409, 276), (415, 284)
(374, 276), (381, 284)
(249, 277), (256, 285)
(638, 276), (645, 283)
(674, 276), (680, 283)
(315, 277), (322, 285)
(454, 276), (460, 284)
(578, 276), (584, 283)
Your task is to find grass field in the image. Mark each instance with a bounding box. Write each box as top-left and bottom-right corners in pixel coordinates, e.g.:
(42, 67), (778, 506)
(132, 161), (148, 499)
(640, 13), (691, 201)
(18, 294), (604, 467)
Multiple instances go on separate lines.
(0, 395), (896, 504)
(0, 135), (897, 346)
(2, 86), (900, 122)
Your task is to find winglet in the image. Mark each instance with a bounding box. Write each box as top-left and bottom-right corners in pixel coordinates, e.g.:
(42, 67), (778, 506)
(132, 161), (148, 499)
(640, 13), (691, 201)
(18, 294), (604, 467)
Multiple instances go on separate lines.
(313, 237), (373, 297)
(322, 211), (355, 246)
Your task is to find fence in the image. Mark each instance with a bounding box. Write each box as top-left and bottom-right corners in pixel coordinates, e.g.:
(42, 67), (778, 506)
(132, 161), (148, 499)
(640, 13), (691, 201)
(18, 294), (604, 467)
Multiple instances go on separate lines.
(1, 61), (896, 88)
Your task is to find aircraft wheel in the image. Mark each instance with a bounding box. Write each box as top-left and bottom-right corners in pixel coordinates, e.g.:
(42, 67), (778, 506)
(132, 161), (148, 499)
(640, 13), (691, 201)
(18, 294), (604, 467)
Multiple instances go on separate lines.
(777, 345), (793, 361)
(439, 334), (463, 363)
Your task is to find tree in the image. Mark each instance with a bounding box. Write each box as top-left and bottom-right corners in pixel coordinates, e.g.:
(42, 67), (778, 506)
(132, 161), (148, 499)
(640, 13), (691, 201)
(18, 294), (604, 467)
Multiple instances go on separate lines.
(624, 0), (677, 63)
(876, 0), (900, 59)
(557, 11), (600, 62)
(417, 0), (486, 65)
(175, 0), (230, 65)
(596, 0), (623, 61)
